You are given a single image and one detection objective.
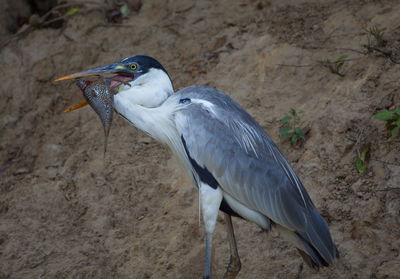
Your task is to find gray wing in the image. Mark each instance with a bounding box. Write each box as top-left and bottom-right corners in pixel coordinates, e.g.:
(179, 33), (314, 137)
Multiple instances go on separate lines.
(173, 86), (315, 232)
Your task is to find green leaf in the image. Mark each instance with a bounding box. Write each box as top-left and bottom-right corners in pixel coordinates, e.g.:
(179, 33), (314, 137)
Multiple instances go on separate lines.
(393, 108), (400, 116)
(66, 7), (79, 15)
(280, 116), (292, 123)
(294, 127), (305, 138)
(391, 126), (399, 137)
(294, 116), (301, 123)
(374, 110), (395, 120)
(359, 148), (369, 161)
(337, 55), (348, 61)
(280, 133), (292, 140)
(291, 134), (298, 144)
(356, 144), (370, 173)
(355, 158), (367, 173)
(279, 126), (292, 133)
(120, 4), (131, 17)
(396, 118), (400, 127)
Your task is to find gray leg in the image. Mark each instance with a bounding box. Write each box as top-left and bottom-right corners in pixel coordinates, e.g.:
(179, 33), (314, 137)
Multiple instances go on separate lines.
(223, 213), (241, 279)
(203, 232), (213, 279)
(199, 185), (223, 279)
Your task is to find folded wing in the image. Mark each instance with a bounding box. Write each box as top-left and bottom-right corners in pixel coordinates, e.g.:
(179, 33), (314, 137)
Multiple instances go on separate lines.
(173, 86), (338, 265)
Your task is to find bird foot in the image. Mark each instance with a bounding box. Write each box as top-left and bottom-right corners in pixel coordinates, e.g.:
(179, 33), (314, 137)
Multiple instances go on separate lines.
(222, 256), (241, 279)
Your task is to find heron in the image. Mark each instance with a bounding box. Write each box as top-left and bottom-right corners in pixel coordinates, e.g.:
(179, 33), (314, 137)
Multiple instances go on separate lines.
(55, 55), (339, 279)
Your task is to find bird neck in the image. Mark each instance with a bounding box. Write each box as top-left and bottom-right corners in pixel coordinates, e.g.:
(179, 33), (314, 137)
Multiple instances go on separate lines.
(114, 95), (179, 146)
(113, 68), (178, 144)
(116, 68), (174, 108)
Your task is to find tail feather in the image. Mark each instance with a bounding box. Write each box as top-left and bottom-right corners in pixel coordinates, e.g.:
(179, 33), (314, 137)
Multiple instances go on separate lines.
(296, 248), (320, 270)
(274, 208), (339, 268)
(295, 208), (339, 267)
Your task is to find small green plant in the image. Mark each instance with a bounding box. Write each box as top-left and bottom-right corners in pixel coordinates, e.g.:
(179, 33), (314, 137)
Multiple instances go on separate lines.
(374, 107), (400, 138)
(355, 144), (370, 174)
(279, 109), (306, 145)
(367, 26), (387, 47)
(322, 55), (348, 77)
(65, 7), (80, 15)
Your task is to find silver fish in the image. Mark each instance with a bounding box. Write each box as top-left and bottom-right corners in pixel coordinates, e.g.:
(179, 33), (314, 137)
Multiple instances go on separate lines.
(75, 78), (114, 154)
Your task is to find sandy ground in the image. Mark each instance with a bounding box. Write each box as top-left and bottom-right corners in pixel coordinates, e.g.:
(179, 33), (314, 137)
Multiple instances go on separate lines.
(1, 0), (400, 278)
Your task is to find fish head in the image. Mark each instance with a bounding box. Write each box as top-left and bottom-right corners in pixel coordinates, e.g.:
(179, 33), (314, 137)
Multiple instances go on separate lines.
(75, 79), (93, 94)
(75, 78), (112, 97)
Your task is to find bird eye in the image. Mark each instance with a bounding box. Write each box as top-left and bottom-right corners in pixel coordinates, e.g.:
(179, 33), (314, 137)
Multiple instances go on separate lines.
(130, 63), (138, 71)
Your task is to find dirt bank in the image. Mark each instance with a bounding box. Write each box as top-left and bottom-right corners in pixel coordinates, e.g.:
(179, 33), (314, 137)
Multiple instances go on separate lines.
(1, 0), (399, 278)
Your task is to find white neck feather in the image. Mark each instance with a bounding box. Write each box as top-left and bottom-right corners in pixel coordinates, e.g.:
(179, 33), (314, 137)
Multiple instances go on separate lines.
(113, 68), (177, 145)
(113, 67), (195, 189)
(116, 68), (173, 108)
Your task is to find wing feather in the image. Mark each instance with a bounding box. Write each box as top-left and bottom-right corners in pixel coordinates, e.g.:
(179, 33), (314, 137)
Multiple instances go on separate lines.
(172, 86), (316, 232)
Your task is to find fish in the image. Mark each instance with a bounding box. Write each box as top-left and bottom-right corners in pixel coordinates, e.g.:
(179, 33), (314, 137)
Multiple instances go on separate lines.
(75, 78), (114, 155)
(62, 76), (131, 154)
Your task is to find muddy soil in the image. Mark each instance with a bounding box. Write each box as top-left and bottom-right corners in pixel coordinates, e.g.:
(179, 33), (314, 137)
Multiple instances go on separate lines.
(1, 0), (399, 278)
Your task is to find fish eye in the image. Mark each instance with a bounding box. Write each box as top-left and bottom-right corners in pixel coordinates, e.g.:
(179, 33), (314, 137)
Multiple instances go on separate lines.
(129, 63), (138, 71)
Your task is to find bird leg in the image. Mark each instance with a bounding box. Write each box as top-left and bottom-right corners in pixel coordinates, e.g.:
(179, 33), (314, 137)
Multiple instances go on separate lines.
(222, 213), (241, 279)
(203, 231), (213, 279)
(200, 184), (223, 279)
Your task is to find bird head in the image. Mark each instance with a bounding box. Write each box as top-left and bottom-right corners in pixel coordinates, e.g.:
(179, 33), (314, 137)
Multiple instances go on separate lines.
(55, 55), (174, 110)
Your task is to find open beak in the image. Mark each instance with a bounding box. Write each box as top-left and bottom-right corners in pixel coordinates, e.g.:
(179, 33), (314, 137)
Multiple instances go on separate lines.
(54, 63), (124, 82)
(54, 63), (133, 113)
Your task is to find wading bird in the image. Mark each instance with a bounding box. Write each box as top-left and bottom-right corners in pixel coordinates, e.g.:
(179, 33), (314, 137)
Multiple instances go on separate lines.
(55, 55), (339, 279)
